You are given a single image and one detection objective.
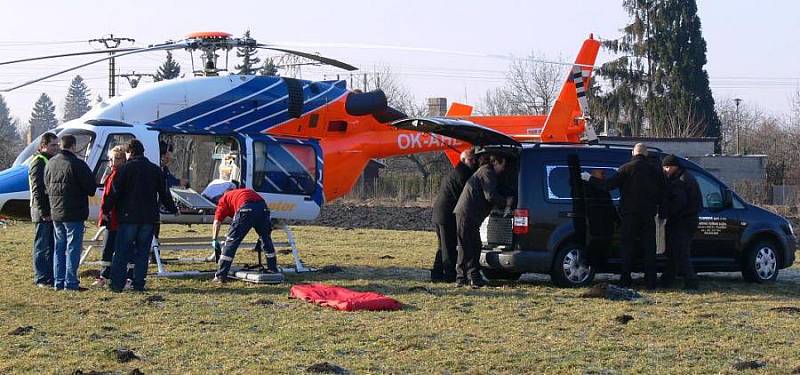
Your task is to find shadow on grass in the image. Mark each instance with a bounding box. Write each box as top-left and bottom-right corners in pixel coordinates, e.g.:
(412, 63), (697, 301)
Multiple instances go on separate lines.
(158, 284), (290, 296)
(144, 264), (800, 301)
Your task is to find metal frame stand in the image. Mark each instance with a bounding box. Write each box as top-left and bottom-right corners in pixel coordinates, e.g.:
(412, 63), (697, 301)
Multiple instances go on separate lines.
(78, 222), (315, 277)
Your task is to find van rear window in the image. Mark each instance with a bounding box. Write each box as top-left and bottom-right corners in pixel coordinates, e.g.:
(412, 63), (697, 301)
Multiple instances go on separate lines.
(545, 165), (620, 201)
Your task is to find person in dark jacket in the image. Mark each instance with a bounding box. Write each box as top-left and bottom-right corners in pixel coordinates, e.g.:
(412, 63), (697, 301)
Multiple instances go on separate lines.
(29, 132), (59, 288)
(92, 145), (128, 287)
(659, 154), (702, 290)
(103, 139), (178, 292)
(44, 134), (96, 291)
(582, 143), (665, 288)
(431, 148), (476, 282)
(584, 168), (618, 268)
(453, 152), (514, 288)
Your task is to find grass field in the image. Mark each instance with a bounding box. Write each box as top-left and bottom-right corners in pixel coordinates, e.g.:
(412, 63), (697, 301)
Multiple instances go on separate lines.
(1, 222), (799, 374)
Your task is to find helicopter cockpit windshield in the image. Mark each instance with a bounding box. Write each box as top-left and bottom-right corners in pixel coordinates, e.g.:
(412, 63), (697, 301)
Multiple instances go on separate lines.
(13, 127), (93, 166)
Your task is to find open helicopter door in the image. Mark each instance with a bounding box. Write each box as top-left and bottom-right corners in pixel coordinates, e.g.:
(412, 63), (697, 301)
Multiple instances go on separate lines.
(244, 134), (324, 274)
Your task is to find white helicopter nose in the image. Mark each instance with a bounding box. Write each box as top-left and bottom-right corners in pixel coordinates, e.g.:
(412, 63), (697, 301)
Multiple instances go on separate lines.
(0, 164), (31, 218)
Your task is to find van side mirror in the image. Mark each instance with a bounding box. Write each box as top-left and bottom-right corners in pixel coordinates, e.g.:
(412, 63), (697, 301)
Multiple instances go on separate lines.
(706, 192), (724, 210)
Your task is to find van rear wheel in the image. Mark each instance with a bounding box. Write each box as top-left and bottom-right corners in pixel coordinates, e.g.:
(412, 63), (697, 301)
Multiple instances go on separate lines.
(481, 268), (522, 281)
(742, 240), (779, 283)
(551, 243), (595, 287)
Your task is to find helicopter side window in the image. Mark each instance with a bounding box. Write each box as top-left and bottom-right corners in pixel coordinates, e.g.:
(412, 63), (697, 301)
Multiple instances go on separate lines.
(253, 141), (317, 196)
(57, 129), (95, 161)
(94, 133), (135, 185)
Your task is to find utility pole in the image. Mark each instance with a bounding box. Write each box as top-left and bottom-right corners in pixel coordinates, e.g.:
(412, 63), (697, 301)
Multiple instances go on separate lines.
(734, 98), (742, 154)
(89, 34), (135, 97)
(119, 71), (155, 89)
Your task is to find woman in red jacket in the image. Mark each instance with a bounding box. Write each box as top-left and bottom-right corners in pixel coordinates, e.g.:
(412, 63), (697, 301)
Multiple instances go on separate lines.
(92, 145), (127, 287)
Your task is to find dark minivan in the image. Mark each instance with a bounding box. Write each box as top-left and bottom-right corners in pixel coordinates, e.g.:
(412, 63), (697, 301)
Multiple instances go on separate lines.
(394, 118), (797, 287)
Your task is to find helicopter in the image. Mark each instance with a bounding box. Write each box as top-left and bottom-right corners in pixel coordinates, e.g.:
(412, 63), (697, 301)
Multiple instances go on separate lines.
(0, 31), (600, 225)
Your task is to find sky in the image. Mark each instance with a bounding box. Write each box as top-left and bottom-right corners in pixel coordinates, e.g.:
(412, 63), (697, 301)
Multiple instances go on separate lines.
(0, 0), (797, 131)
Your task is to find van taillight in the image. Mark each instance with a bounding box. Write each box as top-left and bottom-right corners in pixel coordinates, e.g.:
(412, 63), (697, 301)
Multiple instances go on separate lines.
(513, 208), (529, 234)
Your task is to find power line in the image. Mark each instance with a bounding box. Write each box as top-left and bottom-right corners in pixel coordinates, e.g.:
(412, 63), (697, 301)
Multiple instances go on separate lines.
(88, 34), (135, 98)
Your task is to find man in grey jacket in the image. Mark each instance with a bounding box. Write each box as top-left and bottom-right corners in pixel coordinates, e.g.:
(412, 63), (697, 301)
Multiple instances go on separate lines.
(453, 152), (514, 288)
(44, 134), (96, 291)
(28, 132), (59, 288)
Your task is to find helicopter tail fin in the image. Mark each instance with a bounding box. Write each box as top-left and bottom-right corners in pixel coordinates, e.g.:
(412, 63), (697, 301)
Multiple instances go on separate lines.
(445, 102), (473, 117)
(539, 35), (601, 143)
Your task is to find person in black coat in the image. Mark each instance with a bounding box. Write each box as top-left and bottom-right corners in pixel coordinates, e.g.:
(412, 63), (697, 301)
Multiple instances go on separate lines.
(582, 143), (665, 288)
(453, 153), (514, 288)
(44, 134), (97, 291)
(28, 132), (59, 288)
(103, 139), (178, 292)
(584, 168), (618, 268)
(431, 148), (477, 282)
(659, 154), (702, 290)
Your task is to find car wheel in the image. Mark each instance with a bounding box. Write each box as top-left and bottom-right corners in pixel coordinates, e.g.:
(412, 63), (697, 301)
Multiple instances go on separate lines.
(742, 240), (780, 283)
(551, 243), (595, 287)
(481, 268), (522, 281)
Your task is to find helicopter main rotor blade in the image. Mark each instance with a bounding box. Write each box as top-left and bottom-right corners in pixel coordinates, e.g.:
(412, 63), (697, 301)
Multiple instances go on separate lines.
(267, 41), (597, 68)
(0, 48), (143, 67)
(255, 45), (358, 71)
(0, 42), (187, 92)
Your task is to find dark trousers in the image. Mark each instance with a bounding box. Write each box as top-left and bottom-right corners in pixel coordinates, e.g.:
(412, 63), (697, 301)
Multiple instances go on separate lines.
(663, 218), (698, 282)
(216, 201), (277, 278)
(620, 213), (656, 285)
(110, 224), (154, 292)
(32, 221), (54, 285)
(455, 214), (482, 282)
(432, 217), (458, 280)
(99, 230), (116, 279)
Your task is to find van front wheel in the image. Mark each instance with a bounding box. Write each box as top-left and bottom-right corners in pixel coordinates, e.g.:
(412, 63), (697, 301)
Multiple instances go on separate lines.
(551, 244), (595, 287)
(742, 240), (779, 283)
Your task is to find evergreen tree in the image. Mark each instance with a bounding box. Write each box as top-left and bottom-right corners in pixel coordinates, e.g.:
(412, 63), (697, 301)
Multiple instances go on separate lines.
(29, 93), (58, 139)
(154, 51), (181, 81)
(63, 75), (92, 122)
(258, 57), (278, 76)
(597, 0), (720, 138)
(0, 95), (20, 168)
(235, 30), (261, 75)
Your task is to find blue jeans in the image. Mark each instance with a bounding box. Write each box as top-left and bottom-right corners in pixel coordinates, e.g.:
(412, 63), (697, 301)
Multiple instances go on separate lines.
(53, 221), (85, 290)
(32, 221), (55, 285)
(111, 223), (154, 292)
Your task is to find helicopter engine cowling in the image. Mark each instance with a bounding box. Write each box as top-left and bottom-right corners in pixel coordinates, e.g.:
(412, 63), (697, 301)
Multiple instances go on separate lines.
(345, 89), (388, 116)
(344, 89), (406, 123)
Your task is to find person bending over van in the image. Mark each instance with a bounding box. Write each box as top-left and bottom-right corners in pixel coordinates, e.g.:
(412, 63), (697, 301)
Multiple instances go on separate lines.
(453, 152), (514, 288)
(431, 148), (477, 283)
(582, 143), (664, 289)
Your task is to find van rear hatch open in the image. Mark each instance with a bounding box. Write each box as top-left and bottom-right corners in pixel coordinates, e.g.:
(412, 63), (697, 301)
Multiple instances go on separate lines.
(392, 117), (522, 250)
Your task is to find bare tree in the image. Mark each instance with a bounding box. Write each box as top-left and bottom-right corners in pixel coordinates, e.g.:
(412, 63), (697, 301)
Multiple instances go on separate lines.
(477, 87), (516, 116)
(479, 52), (564, 115)
(716, 97), (767, 154)
(649, 101), (706, 138)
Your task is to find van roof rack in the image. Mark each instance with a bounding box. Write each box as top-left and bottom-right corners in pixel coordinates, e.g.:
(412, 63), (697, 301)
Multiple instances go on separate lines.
(526, 142), (664, 153)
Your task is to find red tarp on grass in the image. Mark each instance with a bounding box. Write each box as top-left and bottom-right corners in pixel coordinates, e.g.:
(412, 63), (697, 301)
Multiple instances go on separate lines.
(289, 283), (402, 311)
